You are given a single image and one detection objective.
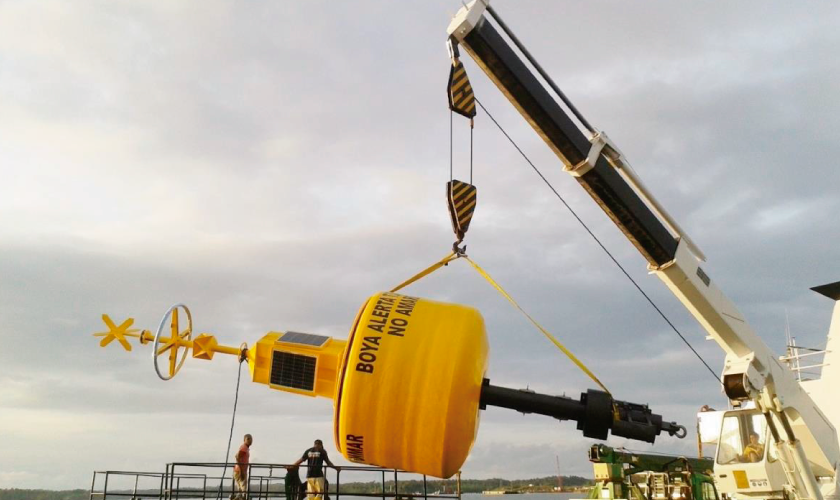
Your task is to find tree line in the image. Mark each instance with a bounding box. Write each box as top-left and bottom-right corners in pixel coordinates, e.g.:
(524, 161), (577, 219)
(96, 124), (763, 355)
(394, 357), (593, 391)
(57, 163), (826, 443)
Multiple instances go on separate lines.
(0, 475), (593, 500)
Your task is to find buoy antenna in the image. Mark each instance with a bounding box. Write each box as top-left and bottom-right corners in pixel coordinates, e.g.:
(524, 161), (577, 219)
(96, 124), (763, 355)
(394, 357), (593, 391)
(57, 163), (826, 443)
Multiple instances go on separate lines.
(93, 305), (247, 381)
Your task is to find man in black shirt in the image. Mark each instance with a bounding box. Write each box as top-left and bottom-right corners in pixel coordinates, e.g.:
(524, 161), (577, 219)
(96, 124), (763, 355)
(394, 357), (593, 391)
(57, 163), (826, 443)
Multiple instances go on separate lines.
(292, 439), (339, 500)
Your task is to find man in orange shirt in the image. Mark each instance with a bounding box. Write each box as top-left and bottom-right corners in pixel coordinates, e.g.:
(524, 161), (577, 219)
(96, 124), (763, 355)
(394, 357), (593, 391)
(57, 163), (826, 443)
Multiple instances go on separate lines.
(233, 434), (253, 500)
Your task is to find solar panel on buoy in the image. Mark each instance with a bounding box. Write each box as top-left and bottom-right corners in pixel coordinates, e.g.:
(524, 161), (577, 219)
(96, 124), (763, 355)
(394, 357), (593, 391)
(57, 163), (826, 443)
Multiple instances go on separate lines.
(277, 331), (329, 347)
(270, 351), (316, 392)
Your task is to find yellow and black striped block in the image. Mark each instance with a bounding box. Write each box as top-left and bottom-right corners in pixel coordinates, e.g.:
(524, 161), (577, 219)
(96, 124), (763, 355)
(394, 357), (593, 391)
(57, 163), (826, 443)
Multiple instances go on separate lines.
(447, 60), (476, 119)
(447, 180), (477, 239)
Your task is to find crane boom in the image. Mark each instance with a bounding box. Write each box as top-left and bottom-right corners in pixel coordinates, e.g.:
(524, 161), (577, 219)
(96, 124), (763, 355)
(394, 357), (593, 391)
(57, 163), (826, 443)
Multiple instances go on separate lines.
(446, 3), (839, 500)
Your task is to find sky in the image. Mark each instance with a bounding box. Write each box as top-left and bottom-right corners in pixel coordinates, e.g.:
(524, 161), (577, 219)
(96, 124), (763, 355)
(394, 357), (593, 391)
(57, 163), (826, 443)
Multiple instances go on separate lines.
(1, 0), (840, 490)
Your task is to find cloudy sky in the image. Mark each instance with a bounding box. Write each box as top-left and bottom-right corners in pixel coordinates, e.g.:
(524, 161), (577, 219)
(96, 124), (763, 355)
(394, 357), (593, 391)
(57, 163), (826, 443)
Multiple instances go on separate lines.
(2, 0), (840, 490)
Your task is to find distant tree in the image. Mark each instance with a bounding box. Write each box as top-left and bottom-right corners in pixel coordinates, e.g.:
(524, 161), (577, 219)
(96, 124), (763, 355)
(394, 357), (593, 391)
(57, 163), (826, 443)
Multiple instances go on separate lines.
(0, 489), (88, 500)
(0, 475), (593, 500)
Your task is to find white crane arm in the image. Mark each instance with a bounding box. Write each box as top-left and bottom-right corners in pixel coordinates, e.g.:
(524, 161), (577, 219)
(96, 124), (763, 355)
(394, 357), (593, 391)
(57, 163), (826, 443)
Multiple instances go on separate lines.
(446, 2), (840, 498)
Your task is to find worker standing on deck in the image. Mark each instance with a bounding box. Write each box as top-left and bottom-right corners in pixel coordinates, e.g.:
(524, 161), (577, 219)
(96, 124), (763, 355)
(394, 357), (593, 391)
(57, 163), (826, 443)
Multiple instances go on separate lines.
(233, 434), (253, 500)
(292, 439), (339, 500)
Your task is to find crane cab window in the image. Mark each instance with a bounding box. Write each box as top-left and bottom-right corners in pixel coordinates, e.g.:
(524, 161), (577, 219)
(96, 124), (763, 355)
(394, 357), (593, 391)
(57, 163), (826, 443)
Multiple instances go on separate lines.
(716, 411), (767, 464)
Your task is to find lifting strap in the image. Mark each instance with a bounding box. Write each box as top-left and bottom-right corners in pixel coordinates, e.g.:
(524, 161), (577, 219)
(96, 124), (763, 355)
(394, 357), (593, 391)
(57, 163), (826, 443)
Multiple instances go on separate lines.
(390, 253), (611, 395)
(390, 252), (459, 294)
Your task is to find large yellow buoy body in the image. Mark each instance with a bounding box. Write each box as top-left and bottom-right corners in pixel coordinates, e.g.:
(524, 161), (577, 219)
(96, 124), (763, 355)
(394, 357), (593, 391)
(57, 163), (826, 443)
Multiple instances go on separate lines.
(239, 292), (488, 478)
(334, 292), (489, 478)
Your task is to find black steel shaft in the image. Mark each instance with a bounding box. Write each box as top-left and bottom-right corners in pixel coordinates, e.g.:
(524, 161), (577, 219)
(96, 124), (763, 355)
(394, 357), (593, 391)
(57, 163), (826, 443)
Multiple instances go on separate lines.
(479, 382), (587, 420)
(479, 379), (685, 444)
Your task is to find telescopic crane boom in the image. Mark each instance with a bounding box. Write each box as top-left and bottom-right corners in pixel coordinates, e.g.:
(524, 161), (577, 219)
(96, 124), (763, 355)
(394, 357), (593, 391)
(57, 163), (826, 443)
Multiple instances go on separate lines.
(446, 3), (839, 500)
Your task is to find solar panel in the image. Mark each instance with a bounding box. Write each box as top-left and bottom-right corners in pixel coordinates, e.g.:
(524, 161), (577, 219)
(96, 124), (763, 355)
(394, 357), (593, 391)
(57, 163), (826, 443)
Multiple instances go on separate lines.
(270, 351), (317, 392)
(278, 331), (329, 347)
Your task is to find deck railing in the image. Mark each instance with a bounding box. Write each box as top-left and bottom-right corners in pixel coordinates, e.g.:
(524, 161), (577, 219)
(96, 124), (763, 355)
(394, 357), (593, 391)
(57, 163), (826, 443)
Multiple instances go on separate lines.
(90, 463), (461, 500)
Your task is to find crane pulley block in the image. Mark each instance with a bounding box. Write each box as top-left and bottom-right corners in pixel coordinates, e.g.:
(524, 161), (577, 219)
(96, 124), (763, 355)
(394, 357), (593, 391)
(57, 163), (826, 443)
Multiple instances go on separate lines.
(446, 179), (477, 242)
(447, 59), (476, 119)
(446, 51), (478, 250)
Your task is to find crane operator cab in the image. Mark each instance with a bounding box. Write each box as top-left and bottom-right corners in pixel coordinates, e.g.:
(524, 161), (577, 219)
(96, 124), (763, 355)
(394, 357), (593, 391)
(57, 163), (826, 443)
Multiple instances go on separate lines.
(714, 410), (786, 497)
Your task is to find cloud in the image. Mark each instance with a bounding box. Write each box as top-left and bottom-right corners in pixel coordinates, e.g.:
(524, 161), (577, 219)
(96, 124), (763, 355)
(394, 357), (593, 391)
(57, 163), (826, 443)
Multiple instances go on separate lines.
(1, 0), (839, 490)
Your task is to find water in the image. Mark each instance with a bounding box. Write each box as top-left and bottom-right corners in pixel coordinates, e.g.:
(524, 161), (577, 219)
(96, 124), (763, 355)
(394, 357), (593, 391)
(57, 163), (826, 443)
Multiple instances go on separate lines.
(333, 494), (582, 500)
(119, 491), (585, 500)
(463, 494), (581, 500)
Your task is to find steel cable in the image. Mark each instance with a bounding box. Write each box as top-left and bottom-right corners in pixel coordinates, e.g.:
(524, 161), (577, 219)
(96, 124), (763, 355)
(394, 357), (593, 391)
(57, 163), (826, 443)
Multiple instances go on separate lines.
(474, 97), (721, 385)
(216, 358), (245, 500)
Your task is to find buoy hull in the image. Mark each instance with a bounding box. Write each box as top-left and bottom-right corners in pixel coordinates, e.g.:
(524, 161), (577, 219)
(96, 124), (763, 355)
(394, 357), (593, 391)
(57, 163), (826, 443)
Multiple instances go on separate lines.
(334, 292), (489, 478)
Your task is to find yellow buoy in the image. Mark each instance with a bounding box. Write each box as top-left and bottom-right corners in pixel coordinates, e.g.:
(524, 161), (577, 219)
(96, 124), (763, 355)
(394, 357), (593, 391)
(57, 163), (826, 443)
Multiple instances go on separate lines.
(95, 292), (685, 478)
(335, 292), (488, 478)
(246, 292), (488, 477)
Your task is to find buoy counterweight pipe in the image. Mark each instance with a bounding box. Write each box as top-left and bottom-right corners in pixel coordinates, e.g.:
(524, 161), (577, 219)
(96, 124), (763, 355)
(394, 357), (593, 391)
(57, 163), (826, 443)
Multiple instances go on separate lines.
(479, 379), (685, 444)
(478, 380), (587, 420)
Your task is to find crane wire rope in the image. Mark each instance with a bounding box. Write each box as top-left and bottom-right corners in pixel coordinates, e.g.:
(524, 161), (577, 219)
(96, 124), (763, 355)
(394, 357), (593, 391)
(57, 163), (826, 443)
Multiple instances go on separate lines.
(470, 118), (474, 183)
(450, 108), (475, 184)
(472, 97), (721, 385)
(216, 355), (246, 500)
(450, 111), (453, 183)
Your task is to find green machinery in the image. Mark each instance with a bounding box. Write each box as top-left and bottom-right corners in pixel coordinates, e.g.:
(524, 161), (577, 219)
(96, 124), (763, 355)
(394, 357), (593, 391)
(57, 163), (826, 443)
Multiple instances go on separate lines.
(586, 445), (718, 500)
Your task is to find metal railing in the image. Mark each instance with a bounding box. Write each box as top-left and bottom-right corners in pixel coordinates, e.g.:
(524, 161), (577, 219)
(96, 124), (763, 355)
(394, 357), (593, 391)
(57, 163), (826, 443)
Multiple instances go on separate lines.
(91, 463), (461, 500)
(90, 470), (168, 500)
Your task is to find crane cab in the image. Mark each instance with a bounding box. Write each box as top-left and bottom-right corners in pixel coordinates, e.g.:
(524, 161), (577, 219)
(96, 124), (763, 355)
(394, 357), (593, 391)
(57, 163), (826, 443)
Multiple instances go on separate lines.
(713, 410), (787, 498)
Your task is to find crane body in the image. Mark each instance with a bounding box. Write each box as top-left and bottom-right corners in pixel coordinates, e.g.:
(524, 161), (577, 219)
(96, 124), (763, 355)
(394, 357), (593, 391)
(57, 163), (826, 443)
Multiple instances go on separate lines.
(447, 3), (840, 500)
